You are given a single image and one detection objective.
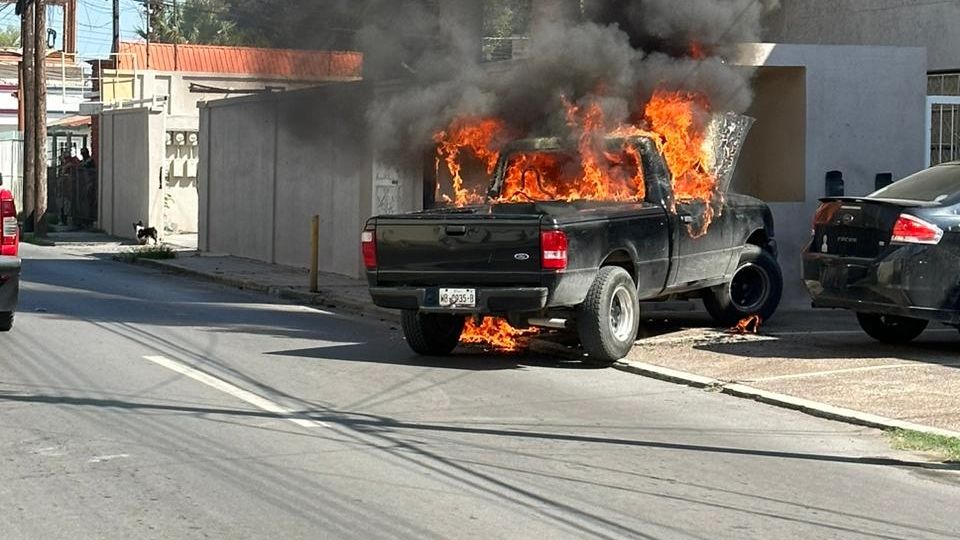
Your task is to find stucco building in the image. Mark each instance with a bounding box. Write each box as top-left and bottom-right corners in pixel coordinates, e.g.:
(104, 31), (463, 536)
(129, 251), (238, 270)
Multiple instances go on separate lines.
(764, 0), (960, 167)
(90, 42), (361, 238)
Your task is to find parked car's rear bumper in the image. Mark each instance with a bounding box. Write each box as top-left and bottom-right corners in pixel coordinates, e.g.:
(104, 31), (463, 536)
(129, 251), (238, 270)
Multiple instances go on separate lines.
(802, 248), (960, 324)
(0, 256), (21, 312)
(369, 286), (549, 315)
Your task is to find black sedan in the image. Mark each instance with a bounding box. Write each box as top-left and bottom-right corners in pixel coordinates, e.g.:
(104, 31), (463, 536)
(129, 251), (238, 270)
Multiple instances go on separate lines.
(803, 162), (960, 343)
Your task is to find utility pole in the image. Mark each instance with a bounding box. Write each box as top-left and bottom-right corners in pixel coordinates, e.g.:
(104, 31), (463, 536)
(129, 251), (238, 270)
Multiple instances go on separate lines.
(34, 0), (47, 236)
(145, 0), (151, 68)
(20, 0), (35, 232)
(112, 0), (119, 54)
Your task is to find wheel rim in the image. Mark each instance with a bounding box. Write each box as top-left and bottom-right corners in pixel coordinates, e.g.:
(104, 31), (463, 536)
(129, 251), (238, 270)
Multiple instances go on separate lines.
(609, 285), (636, 342)
(730, 263), (770, 313)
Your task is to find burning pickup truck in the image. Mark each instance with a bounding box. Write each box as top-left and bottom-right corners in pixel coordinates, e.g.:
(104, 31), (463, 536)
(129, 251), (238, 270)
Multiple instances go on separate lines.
(363, 112), (782, 364)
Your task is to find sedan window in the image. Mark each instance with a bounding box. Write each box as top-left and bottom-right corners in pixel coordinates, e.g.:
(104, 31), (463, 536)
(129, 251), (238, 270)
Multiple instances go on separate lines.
(871, 164), (960, 203)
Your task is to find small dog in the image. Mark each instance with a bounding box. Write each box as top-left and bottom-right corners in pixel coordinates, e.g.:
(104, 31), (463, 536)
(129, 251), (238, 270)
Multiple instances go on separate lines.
(134, 221), (159, 245)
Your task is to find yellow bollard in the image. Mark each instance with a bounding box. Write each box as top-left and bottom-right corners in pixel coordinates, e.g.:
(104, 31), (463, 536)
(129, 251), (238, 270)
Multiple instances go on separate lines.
(309, 215), (319, 292)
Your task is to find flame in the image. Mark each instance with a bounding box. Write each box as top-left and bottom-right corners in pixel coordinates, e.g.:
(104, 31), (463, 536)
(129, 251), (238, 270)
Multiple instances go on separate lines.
(729, 315), (762, 334)
(433, 117), (506, 207)
(689, 41), (707, 60)
(431, 89), (723, 238)
(642, 89), (719, 237)
(461, 317), (539, 351)
(497, 99), (648, 203)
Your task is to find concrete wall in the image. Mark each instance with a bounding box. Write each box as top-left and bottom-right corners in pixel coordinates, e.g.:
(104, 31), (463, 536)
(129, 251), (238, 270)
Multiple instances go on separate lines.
(99, 107), (159, 237)
(734, 43), (927, 307)
(764, 1), (960, 72)
(199, 83), (378, 277)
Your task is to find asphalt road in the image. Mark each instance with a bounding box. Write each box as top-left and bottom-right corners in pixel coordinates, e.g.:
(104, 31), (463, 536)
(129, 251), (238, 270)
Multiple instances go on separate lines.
(1, 243), (958, 539)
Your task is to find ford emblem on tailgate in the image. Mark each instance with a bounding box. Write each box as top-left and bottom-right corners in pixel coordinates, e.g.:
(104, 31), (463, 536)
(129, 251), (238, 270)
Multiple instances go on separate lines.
(842, 213), (855, 224)
(514, 253), (531, 261)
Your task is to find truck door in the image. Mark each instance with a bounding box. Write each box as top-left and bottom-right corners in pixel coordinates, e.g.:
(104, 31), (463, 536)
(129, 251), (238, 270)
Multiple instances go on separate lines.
(670, 200), (737, 287)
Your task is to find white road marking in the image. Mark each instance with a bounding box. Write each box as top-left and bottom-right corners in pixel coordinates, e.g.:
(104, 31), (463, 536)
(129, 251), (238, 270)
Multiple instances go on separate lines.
(89, 454), (130, 463)
(142, 355), (326, 429)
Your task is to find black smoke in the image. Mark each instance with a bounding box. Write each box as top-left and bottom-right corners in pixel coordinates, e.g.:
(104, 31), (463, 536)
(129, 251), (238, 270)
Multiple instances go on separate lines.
(366, 0), (779, 160)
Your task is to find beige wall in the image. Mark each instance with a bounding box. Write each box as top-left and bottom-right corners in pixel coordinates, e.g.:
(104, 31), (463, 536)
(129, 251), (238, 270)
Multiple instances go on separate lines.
(99, 108), (151, 237)
(199, 84), (379, 277)
(735, 66), (807, 203)
(765, 1), (960, 72)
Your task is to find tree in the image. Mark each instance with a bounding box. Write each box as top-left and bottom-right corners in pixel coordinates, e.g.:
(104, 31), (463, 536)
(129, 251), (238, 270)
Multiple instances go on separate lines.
(483, 0), (530, 38)
(138, 0), (255, 46)
(0, 25), (20, 47)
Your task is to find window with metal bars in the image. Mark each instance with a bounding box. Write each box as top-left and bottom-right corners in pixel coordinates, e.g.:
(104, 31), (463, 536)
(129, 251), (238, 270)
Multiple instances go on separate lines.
(928, 73), (960, 166)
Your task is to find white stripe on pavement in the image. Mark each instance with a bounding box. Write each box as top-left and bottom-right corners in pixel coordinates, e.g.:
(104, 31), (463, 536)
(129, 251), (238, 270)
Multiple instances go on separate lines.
(142, 355), (326, 429)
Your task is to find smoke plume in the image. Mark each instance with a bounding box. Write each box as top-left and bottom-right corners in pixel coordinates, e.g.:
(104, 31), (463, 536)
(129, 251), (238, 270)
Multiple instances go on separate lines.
(363, 0), (780, 159)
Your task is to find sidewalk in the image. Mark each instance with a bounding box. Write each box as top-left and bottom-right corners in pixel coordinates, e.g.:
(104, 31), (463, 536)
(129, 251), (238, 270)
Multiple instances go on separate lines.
(49, 232), (960, 438)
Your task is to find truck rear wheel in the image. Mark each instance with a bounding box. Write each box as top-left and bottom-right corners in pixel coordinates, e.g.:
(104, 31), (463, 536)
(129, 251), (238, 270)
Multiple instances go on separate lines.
(401, 311), (465, 356)
(704, 245), (782, 327)
(577, 267), (639, 366)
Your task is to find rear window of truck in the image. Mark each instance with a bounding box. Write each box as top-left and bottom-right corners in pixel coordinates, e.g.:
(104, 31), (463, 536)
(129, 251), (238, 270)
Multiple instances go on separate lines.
(496, 147), (646, 203)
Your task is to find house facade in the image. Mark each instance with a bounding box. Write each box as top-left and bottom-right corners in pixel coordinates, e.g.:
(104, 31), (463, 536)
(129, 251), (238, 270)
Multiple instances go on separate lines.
(90, 42), (361, 238)
(764, 0), (960, 167)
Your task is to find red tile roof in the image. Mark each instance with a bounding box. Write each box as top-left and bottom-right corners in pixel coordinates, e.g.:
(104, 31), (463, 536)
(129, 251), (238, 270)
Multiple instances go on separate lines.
(116, 42), (362, 81)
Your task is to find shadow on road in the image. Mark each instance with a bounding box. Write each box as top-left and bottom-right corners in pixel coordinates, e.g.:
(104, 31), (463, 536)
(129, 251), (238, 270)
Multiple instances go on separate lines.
(0, 390), (955, 472)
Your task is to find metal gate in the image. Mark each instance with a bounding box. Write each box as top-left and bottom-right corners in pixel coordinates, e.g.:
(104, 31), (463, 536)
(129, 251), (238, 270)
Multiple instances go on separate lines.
(925, 96), (960, 167)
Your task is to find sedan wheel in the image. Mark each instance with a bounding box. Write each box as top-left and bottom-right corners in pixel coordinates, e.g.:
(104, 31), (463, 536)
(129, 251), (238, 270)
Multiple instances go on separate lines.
(856, 313), (928, 344)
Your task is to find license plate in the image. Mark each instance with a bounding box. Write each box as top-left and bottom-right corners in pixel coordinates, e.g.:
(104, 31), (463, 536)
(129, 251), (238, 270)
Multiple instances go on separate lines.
(439, 288), (476, 308)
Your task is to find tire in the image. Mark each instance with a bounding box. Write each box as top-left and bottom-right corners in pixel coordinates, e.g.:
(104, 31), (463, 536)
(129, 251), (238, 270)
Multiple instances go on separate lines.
(401, 310), (465, 356)
(0, 312), (12, 332)
(704, 245), (783, 327)
(856, 313), (927, 344)
(577, 267), (640, 366)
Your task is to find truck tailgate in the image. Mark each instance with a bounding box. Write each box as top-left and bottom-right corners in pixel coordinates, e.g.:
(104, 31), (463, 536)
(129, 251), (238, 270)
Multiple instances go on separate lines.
(374, 214), (544, 286)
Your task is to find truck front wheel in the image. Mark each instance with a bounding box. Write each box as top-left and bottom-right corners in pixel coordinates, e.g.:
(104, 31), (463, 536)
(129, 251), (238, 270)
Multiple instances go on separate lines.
(704, 245), (783, 327)
(401, 311), (466, 356)
(577, 267), (640, 365)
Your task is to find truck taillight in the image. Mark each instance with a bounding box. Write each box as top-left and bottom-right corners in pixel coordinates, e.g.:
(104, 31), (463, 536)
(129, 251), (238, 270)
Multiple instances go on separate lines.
(891, 214), (942, 245)
(541, 230), (568, 270)
(1, 198), (16, 255)
(361, 230), (377, 269)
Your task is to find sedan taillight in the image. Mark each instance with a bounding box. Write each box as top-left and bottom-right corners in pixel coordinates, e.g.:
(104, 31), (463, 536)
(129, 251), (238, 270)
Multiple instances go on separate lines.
(541, 230), (568, 270)
(891, 214), (943, 245)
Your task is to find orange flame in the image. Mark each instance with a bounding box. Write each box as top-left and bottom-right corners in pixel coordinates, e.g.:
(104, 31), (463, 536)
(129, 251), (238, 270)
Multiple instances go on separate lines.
(729, 315), (762, 334)
(689, 41), (707, 60)
(432, 89), (723, 237)
(461, 317), (539, 351)
(433, 117), (507, 207)
(496, 99), (648, 203)
(643, 89), (718, 237)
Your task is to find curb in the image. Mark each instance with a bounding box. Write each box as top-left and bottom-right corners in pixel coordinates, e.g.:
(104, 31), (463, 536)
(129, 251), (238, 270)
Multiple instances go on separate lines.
(613, 360), (960, 440)
(133, 258), (401, 324)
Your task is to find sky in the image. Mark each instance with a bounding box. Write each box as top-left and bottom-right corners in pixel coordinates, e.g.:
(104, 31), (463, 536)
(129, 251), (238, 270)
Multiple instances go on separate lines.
(0, 0), (144, 58)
